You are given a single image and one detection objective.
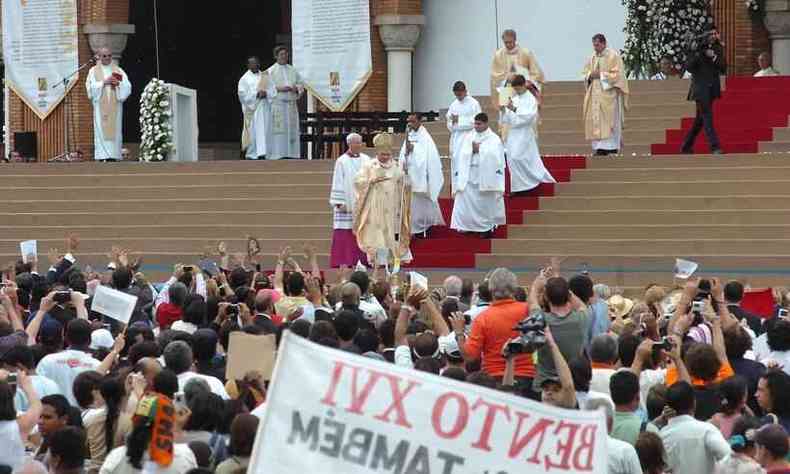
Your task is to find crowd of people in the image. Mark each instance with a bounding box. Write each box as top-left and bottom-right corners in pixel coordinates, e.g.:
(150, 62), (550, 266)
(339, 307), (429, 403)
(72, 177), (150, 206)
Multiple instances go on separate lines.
(0, 235), (789, 473)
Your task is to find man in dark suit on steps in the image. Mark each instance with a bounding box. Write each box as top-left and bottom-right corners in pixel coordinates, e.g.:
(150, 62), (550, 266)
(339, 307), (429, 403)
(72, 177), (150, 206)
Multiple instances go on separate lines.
(681, 29), (726, 155)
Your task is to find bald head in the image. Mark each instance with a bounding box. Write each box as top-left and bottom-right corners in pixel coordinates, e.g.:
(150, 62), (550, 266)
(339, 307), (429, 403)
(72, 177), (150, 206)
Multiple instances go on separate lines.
(255, 290), (274, 314)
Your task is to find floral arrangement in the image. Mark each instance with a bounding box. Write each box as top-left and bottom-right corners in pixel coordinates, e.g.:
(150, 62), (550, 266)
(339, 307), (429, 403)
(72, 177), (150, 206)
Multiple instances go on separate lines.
(622, 0), (715, 78)
(139, 78), (172, 162)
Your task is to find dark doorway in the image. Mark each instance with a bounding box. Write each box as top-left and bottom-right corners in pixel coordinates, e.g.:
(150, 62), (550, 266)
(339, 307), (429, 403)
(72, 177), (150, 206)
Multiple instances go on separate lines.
(123, 0), (287, 143)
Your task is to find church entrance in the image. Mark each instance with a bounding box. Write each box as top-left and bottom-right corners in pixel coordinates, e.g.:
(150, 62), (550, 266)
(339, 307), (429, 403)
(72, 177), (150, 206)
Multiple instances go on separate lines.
(123, 0), (291, 144)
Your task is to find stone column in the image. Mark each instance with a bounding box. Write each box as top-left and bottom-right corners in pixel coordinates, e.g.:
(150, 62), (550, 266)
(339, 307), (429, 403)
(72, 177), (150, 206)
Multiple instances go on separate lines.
(84, 23), (136, 63)
(765, 0), (790, 74)
(375, 14), (425, 112)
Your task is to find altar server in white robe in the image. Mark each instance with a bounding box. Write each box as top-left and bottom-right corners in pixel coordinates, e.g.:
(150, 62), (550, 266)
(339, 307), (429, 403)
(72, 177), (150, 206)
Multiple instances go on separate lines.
(451, 112), (506, 236)
(329, 133), (371, 267)
(266, 46), (304, 159)
(86, 47), (131, 161)
(446, 81), (481, 195)
(400, 113), (445, 237)
(237, 56), (274, 160)
(499, 74), (555, 195)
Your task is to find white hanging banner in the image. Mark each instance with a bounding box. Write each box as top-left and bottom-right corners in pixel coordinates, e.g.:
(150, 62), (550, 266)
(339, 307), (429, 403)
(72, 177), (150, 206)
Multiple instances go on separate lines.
(292, 0), (372, 111)
(2, 0), (79, 119)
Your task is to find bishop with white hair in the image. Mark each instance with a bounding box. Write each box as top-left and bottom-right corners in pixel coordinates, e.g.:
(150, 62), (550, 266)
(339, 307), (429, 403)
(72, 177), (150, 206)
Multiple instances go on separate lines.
(86, 47), (131, 161)
(329, 133), (371, 267)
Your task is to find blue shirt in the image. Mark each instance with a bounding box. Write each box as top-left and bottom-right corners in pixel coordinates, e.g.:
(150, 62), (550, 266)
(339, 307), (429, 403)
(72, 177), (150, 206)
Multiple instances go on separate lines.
(587, 299), (611, 346)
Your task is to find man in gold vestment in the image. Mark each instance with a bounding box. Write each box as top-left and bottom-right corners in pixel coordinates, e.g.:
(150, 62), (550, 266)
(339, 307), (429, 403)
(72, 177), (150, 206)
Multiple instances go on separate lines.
(490, 29), (545, 108)
(353, 133), (412, 269)
(582, 33), (630, 156)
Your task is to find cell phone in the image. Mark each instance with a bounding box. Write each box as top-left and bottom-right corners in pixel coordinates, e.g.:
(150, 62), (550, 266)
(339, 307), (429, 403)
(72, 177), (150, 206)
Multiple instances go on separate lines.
(174, 391), (186, 411)
(779, 308), (789, 319)
(691, 300), (705, 314)
(182, 266), (194, 272)
(54, 290), (72, 304)
(6, 372), (17, 385)
(653, 337), (673, 351)
(102, 323), (112, 330)
(226, 304), (240, 316)
(464, 314), (471, 325)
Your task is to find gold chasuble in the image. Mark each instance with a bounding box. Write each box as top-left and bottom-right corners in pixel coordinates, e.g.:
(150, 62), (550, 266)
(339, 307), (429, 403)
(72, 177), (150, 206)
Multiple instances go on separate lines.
(490, 46), (545, 107)
(582, 48), (630, 141)
(91, 64), (123, 139)
(353, 133), (411, 265)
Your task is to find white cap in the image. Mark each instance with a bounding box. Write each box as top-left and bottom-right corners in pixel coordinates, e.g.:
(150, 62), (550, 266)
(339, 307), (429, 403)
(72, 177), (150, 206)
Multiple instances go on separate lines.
(90, 328), (114, 350)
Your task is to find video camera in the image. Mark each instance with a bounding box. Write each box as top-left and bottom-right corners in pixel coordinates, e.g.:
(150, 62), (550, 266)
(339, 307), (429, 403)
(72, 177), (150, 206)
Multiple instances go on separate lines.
(508, 312), (547, 354)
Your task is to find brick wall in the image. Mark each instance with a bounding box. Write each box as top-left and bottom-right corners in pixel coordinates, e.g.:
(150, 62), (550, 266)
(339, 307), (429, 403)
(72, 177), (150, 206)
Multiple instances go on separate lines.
(714, 0), (771, 76)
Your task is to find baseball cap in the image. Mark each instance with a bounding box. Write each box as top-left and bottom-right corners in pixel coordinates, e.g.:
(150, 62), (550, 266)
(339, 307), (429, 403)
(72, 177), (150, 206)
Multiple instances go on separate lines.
(442, 337), (464, 363)
(90, 328), (114, 350)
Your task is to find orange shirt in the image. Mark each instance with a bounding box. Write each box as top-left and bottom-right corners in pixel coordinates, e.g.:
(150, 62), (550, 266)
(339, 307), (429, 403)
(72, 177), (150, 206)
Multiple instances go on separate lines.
(464, 299), (536, 378)
(666, 361), (734, 387)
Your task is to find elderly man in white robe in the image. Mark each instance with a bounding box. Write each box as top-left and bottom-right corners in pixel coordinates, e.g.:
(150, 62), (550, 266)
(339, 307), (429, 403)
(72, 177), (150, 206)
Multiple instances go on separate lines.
(400, 113), (445, 238)
(451, 112), (506, 238)
(446, 81), (482, 195)
(237, 56), (274, 160)
(499, 75), (555, 196)
(266, 46), (304, 159)
(86, 47), (131, 161)
(329, 133), (371, 267)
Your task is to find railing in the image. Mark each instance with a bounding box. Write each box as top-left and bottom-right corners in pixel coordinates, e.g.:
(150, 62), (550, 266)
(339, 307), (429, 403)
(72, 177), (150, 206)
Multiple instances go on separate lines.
(300, 111), (440, 160)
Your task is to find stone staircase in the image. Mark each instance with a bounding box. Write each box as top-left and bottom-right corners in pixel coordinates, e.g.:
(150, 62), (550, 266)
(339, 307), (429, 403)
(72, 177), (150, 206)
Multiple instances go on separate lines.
(2, 78), (790, 294)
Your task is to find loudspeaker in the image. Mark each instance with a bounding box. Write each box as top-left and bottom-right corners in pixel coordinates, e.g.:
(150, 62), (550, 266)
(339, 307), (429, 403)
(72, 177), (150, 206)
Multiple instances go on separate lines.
(14, 132), (37, 161)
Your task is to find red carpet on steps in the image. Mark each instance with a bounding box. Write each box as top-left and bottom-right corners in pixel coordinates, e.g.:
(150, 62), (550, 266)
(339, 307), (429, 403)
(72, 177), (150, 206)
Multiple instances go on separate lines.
(652, 76), (790, 154)
(407, 156), (586, 268)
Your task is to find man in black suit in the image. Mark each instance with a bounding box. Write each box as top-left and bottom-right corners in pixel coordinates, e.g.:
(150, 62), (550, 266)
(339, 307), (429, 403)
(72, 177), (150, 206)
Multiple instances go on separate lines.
(681, 29), (726, 155)
(725, 280), (764, 336)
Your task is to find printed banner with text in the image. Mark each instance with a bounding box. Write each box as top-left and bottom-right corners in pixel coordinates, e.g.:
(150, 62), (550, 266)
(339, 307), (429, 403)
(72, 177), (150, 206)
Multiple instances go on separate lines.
(2, 0), (79, 119)
(292, 0), (372, 111)
(249, 332), (607, 474)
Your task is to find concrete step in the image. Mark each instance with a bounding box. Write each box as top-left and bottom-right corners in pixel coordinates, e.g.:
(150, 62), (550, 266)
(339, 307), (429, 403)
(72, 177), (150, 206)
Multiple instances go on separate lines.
(538, 116), (681, 132)
(491, 238), (790, 255)
(587, 154), (790, 168)
(541, 144), (651, 155)
(570, 166), (790, 182)
(555, 180), (790, 196)
(759, 142), (790, 153)
(403, 128), (669, 146)
(475, 254), (790, 272)
(521, 209), (790, 226)
(539, 195), (790, 211)
(4, 171), (340, 187)
(538, 103), (695, 120)
(3, 198), (338, 213)
(506, 224), (790, 240)
(0, 211), (334, 227)
(543, 91), (689, 107)
(0, 224), (332, 240)
(771, 128), (790, 141)
(540, 80), (692, 95)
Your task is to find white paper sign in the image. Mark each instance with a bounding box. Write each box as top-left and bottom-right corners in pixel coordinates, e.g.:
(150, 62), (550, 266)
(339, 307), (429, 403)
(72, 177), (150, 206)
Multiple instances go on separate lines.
(19, 240), (37, 263)
(292, 0), (372, 111)
(674, 258), (699, 279)
(248, 332), (607, 474)
(2, 0), (79, 119)
(91, 285), (137, 324)
(409, 271), (428, 291)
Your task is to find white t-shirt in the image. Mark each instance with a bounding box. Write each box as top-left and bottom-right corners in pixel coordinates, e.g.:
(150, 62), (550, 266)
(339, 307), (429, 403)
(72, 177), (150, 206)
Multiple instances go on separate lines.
(100, 443), (197, 474)
(761, 350), (790, 376)
(0, 420), (25, 471)
(607, 436), (643, 474)
(590, 368), (616, 397)
(36, 349), (101, 406)
(170, 320), (198, 335)
(177, 371), (229, 399)
(14, 374), (62, 412)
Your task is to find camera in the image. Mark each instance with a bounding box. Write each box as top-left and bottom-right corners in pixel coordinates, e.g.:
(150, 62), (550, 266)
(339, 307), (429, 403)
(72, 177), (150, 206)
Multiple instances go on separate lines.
(508, 313), (547, 354)
(6, 373), (17, 385)
(653, 337), (673, 352)
(54, 291), (72, 304)
(226, 304), (240, 316)
(182, 266), (194, 273)
(779, 308), (789, 319)
(174, 391), (186, 411)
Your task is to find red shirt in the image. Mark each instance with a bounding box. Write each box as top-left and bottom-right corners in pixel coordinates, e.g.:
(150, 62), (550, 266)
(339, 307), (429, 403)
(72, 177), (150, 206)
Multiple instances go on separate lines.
(464, 299), (535, 378)
(156, 303), (183, 330)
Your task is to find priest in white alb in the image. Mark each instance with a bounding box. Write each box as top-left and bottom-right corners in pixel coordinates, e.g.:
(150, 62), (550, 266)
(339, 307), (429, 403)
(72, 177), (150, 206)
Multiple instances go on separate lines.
(400, 113), (445, 238)
(329, 133), (371, 267)
(451, 112), (506, 238)
(446, 81), (481, 195)
(266, 46), (304, 159)
(499, 75), (555, 196)
(583, 33), (630, 156)
(86, 47), (131, 161)
(354, 133), (412, 269)
(237, 56), (273, 160)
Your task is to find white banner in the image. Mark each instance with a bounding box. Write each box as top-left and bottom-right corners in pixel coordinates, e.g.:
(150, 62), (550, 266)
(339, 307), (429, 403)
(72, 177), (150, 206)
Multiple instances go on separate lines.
(249, 332), (608, 474)
(2, 0), (79, 119)
(292, 0), (372, 111)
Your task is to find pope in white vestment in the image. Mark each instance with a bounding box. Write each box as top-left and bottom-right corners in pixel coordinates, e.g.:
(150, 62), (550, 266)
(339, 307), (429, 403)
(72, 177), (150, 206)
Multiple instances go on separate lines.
(399, 115), (445, 236)
(237, 57), (274, 160)
(499, 77), (555, 194)
(329, 133), (371, 267)
(451, 115), (506, 234)
(266, 47), (304, 160)
(86, 48), (131, 161)
(446, 82), (482, 195)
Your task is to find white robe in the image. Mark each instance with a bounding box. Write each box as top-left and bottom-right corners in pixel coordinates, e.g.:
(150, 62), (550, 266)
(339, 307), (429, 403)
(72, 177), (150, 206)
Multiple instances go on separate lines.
(451, 128), (506, 232)
(266, 63), (303, 160)
(399, 126), (445, 234)
(237, 70), (273, 159)
(86, 64), (131, 161)
(500, 91), (555, 193)
(446, 96), (482, 194)
(330, 152), (370, 229)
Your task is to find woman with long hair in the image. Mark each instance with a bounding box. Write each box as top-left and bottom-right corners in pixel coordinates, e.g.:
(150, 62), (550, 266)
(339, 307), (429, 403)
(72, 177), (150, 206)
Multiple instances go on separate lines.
(709, 375), (753, 439)
(84, 375), (136, 473)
